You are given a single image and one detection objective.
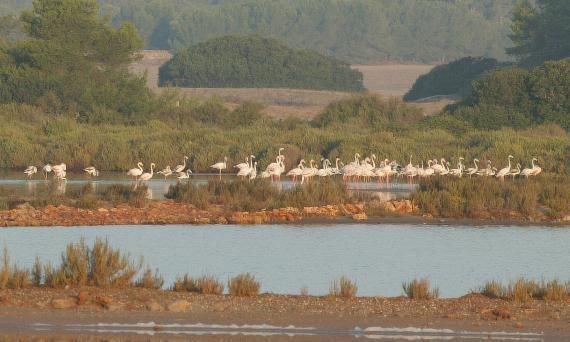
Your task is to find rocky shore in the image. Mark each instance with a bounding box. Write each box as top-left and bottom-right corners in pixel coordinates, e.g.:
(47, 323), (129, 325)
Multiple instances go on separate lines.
(0, 199), (418, 227)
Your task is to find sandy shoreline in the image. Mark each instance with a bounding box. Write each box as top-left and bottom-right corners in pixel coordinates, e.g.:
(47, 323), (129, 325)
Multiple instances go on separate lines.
(0, 288), (569, 340)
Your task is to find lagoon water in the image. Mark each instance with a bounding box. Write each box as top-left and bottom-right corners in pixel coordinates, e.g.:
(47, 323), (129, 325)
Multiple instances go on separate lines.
(0, 171), (412, 201)
(1, 224), (568, 297)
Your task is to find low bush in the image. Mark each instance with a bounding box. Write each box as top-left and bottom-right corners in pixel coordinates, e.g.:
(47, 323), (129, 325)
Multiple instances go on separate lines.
(171, 274), (224, 295)
(228, 273), (261, 297)
(43, 238), (142, 288)
(166, 177), (351, 211)
(402, 277), (439, 300)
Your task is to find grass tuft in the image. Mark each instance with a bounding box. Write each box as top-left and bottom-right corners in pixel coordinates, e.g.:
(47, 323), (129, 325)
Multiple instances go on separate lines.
(329, 276), (358, 298)
(402, 277), (439, 300)
(228, 273), (261, 297)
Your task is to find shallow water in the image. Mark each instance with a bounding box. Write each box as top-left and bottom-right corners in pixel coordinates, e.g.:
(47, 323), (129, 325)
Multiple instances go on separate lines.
(1, 224), (568, 297)
(0, 170), (412, 200)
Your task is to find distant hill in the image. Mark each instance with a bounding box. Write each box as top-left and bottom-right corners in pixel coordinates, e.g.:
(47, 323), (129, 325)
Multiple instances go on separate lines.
(0, 0), (519, 63)
(159, 35), (364, 92)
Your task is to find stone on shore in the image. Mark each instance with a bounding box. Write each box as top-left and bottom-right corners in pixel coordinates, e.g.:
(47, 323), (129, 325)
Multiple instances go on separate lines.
(167, 300), (191, 312)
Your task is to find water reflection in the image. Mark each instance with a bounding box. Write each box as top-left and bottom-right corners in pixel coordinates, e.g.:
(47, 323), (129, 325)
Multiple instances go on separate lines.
(0, 171), (413, 201)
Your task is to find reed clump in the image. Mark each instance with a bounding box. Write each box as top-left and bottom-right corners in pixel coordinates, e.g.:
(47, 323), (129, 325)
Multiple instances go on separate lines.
(329, 276), (358, 298)
(402, 277), (440, 300)
(228, 273), (261, 296)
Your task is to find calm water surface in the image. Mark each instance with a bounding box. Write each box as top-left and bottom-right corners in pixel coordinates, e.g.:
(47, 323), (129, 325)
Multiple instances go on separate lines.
(1, 224), (568, 297)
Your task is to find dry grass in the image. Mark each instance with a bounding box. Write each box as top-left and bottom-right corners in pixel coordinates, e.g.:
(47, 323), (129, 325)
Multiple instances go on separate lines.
(479, 280), (503, 299)
(135, 267), (164, 289)
(300, 286), (309, 296)
(402, 277), (440, 300)
(0, 247), (9, 289)
(479, 279), (569, 302)
(228, 273), (261, 297)
(352, 64), (434, 96)
(329, 276), (358, 298)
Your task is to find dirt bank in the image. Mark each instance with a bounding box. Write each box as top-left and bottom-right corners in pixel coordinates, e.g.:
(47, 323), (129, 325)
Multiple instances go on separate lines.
(1, 199), (568, 227)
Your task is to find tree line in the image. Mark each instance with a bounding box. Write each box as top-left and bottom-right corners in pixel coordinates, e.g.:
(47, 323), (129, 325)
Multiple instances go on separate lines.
(1, 0), (520, 64)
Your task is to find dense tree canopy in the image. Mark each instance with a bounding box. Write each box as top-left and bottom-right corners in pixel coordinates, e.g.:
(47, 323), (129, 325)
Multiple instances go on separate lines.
(0, 0), (153, 122)
(507, 0), (570, 66)
(159, 35), (364, 91)
(0, 0), (519, 63)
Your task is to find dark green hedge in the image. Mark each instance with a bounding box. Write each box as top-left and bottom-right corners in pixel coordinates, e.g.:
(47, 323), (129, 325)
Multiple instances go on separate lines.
(159, 35), (364, 92)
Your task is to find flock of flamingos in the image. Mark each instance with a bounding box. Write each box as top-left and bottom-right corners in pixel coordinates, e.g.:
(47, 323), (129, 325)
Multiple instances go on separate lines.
(22, 148), (542, 185)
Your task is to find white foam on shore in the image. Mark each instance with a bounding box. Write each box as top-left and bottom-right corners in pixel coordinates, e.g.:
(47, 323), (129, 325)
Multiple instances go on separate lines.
(358, 326), (542, 337)
(66, 322), (316, 330)
(59, 322), (544, 341)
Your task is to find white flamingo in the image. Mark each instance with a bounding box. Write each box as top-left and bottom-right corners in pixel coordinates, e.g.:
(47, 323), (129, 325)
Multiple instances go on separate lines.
(287, 159), (305, 182)
(496, 155), (514, 181)
(174, 156), (189, 173)
(521, 158), (541, 178)
(234, 156), (250, 170)
(84, 166), (99, 177)
(248, 162), (257, 180)
(138, 163), (155, 184)
(210, 157), (227, 179)
(24, 166), (37, 178)
(301, 160), (317, 184)
(177, 169), (192, 180)
(42, 164), (52, 179)
(157, 165), (173, 179)
(466, 159), (479, 177)
(127, 162), (144, 181)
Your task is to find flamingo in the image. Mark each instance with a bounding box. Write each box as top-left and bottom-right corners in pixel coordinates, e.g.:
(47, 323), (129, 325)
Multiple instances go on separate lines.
(177, 169), (192, 180)
(496, 155), (514, 181)
(157, 165), (173, 179)
(267, 155), (286, 181)
(234, 156), (250, 170)
(42, 164), (52, 179)
(127, 162), (144, 181)
(248, 162), (257, 180)
(510, 163), (521, 179)
(301, 160), (317, 184)
(521, 158), (541, 178)
(51, 163), (66, 175)
(466, 159), (479, 177)
(210, 157), (227, 179)
(286, 159), (305, 182)
(237, 155), (255, 178)
(138, 163), (155, 184)
(84, 166), (99, 177)
(24, 166), (37, 178)
(174, 156), (189, 173)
